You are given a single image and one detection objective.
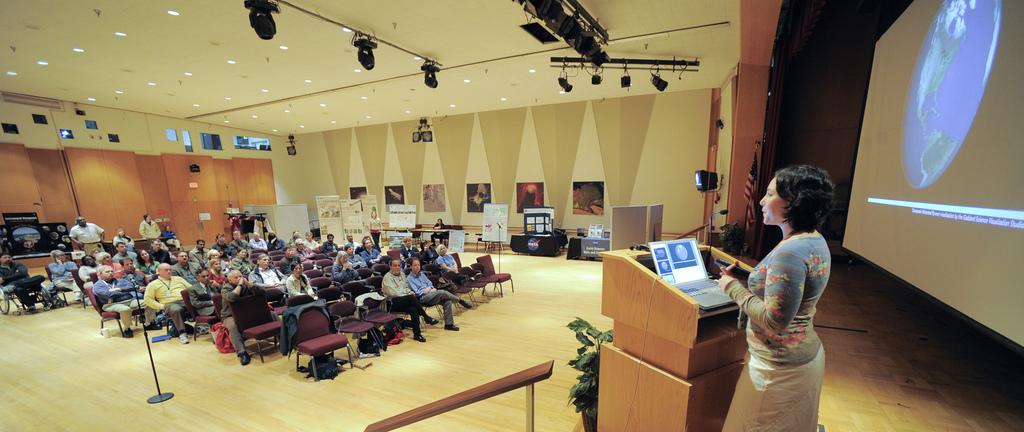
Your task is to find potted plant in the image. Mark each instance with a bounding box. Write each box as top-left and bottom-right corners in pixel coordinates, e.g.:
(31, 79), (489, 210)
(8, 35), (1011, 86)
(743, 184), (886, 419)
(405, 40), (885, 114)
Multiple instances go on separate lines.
(567, 317), (614, 432)
(719, 222), (745, 255)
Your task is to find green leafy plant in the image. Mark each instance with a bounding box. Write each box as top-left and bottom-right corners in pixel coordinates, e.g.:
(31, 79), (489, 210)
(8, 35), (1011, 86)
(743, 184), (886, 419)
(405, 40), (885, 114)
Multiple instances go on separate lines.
(719, 222), (745, 251)
(567, 317), (614, 422)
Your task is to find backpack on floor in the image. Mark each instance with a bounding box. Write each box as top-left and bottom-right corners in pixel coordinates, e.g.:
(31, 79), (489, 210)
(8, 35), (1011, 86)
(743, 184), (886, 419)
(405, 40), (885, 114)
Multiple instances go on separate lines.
(305, 354), (339, 380)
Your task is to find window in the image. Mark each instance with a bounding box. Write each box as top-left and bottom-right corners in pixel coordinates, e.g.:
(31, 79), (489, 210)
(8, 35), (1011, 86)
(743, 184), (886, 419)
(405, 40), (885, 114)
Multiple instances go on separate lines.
(166, 129), (178, 141)
(59, 129), (74, 139)
(108, 134), (120, 143)
(233, 135), (272, 151)
(182, 130), (193, 153)
(32, 114), (47, 124)
(1, 123), (18, 134)
(85, 120), (98, 129)
(200, 132), (221, 150)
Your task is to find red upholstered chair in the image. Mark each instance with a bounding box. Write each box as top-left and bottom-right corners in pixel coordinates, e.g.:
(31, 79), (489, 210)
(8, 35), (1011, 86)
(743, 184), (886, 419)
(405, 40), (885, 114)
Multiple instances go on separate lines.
(293, 307), (351, 381)
(442, 270), (477, 306)
(364, 276), (383, 292)
(85, 286), (142, 336)
(355, 268), (372, 280)
(476, 254), (514, 297)
(303, 269), (324, 280)
(460, 266), (490, 300)
(386, 249), (401, 261)
(89, 273), (99, 283)
(327, 251), (339, 259)
(314, 253), (329, 261)
(422, 263), (441, 276)
(302, 262), (315, 271)
(371, 264), (389, 277)
(72, 271), (88, 308)
(452, 252), (464, 269)
(309, 277), (333, 295)
(316, 286), (343, 303)
(287, 294), (315, 307)
(328, 301), (373, 357)
(340, 281), (370, 301)
(361, 297), (400, 332)
(212, 294), (224, 321)
(44, 265), (72, 306)
(181, 290), (219, 342)
(227, 294), (283, 363)
(314, 259), (334, 269)
(264, 287), (288, 315)
(251, 248), (268, 256)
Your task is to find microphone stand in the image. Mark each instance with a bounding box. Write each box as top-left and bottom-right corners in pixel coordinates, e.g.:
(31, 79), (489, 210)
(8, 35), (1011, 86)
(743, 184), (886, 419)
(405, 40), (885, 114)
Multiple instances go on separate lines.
(707, 209), (728, 270)
(132, 278), (174, 404)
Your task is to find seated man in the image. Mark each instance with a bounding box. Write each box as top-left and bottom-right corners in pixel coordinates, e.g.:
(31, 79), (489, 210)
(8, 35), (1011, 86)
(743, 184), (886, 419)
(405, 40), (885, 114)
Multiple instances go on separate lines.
(266, 232), (285, 251)
(319, 233), (339, 254)
(343, 244), (367, 269)
(188, 239), (209, 267)
(211, 233), (237, 258)
(251, 254), (287, 291)
(187, 269), (217, 318)
(248, 232), (268, 250)
(143, 263), (192, 344)
(408, 258), (472, 331)
(303, 232), (320, 251)
(331, 254), (359, 285)
(161, 224), (182, 250)
(1, 252), (49, 312)
(229, 231), (251, 254)
(294, 241), (316, 262)
(343, 234), (357, 252)
(92, 265), (142, 338)
(171, 251), (202, 285)
(47, 250), (79, 300)
(230, 248), (256, 275)
(120, 258), (147, 297)
(381, 259), (438, 343)
(221, 270), (274, 366)
(400, 236), (419, 260)
(276, 247), (302, 274)
(149, 240), (173, 265)
(112, 242), (138, 268)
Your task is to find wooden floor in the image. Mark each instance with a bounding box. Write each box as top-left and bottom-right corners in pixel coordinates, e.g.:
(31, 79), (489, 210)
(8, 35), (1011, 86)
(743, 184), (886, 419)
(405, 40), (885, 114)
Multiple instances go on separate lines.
(1, 251), (1022, 431)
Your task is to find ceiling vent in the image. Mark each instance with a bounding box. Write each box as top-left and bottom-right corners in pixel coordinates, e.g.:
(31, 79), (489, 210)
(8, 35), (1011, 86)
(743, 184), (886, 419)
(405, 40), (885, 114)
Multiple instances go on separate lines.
(1, 92), (64, 110)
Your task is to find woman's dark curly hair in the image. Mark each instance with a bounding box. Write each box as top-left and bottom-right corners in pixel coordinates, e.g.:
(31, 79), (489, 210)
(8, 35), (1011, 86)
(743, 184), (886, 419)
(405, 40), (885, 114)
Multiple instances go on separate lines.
(774, 165), (836, 232)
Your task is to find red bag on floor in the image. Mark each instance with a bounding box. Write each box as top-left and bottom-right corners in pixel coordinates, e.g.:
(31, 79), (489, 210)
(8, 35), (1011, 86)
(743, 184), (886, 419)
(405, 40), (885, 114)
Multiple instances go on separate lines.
(213, 323), (235, 354)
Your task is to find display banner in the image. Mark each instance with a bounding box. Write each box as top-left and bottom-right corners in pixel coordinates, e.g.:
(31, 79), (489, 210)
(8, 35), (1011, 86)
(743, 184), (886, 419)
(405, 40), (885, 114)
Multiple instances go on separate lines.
(482, 203), (509, 242)
(316, 195), (343, 239)
(448, 230), (466, 253)
(341, 199), (366, 241)
(389, 204), (417, 229)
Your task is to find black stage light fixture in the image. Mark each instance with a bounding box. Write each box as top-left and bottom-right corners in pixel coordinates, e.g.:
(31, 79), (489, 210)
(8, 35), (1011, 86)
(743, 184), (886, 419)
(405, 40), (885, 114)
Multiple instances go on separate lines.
(592, 73), (602, 85)
(589, 50), (610, 67)
(287, 134), (297, 156)
(421, 130), (433, 142)
(352, 37), (377, 70)
(695, 170), (719, 192)
(558, 76), (573, 93)
(621, 68), (631, 88)
(651, 73), (668, 92)
(421, 61), (440, 88)
(412, 132), (422, 143)
(244, 0), (280, 40)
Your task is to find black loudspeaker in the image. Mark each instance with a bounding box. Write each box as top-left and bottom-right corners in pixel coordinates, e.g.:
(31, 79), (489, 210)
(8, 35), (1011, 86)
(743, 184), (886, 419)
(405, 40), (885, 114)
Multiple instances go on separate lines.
(189, 164), (201, 173)
(695, 170), (718, 192)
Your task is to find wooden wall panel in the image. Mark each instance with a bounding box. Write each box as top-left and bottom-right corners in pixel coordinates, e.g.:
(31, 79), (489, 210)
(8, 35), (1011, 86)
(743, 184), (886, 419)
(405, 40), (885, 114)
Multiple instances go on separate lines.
(65, 148), (119, 234)
(0, 143), (43, 207)
(213, 159), (239, 204)
(232, 158), (259, 206)
(101, 150), (147, 233)
(253, 159), (276, 204)
(135, 155), (172, 225)
(26, 148), (76, 226)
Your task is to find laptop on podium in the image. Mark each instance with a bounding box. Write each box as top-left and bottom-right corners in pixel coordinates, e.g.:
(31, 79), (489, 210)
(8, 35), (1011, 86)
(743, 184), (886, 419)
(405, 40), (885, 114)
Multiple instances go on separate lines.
(648, 238), (735, 311)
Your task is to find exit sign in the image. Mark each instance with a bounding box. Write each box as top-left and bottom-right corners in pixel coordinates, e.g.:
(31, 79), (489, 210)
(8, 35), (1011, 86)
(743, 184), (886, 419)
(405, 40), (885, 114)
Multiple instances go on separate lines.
(189, 182), (198, 189)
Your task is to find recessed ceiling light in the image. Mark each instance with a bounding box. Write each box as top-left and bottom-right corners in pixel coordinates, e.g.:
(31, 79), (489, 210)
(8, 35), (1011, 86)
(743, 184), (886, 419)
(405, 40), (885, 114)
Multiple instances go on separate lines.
(225, 120), (230, 123)
(252, 115), (259, 118)
(501, 98), (507, 101)
(167, 10), (180, 16)
(279, 45), (288, 50)
(464, 79), (470, 83)
(284, 110), (290, 113)
(559, 90), (565, 94)
(115, 90), (123, 94)
(405, 110), (411, 113)
(342, 28), (352, 32)
(366, 116), (371, 119)
(331, 121), (337, 124)
(354, 69), (361, 73)
(450, 104), (456, 108)
(227, 60), (236, 64)
(273, 129), (278, 132)
(361, 96), (367, 100)
(87, 97), (96, 101)
(320, 103), (326, 107)
(300, 125), (305, 128)
(6, 71), (16, 76)
(414, 56), (421, 60)
(262, 89), (269, 92)
(225, 97), (232, 100)
(37, 61), (48, 65)
(529, 69), (536, 73)
(304, 79), (312, 83)
(72, 48), (84, 53)
(193, 104), (200, 107)
(115, 32), (127, 37)
(184, 72), (192, 76)
(148, 82), (156, 86)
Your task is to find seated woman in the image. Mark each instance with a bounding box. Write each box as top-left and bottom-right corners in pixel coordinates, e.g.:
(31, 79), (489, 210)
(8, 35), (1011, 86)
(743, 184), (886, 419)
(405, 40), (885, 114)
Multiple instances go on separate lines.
(430, 218), (448, 245)
(359, 238), (383, 266)
(208, 258), (227, 286)
(230, 248), (256, 275)
(112, 229), (136, 252)
(136, 249), (160, 278)
(400, 236), (419, 260)
(285, 262), (314, 297)
(266, 232), (285, 252)
(418, 241), (439, 265)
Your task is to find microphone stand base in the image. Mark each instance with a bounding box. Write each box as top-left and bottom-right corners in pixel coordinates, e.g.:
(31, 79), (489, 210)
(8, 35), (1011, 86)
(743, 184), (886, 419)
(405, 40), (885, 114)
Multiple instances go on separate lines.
(147, 392), (174, 404)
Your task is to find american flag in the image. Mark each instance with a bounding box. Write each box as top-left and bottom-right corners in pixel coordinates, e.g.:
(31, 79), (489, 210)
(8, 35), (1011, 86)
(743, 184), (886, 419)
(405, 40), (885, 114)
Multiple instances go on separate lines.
(744, 155), (758, 228)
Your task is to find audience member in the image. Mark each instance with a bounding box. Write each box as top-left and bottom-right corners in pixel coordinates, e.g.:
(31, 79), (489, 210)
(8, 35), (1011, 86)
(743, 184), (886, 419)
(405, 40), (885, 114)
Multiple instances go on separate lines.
(143, 263), (191, 344)
(277, 247), (302, 274)
(248, 232), (268, 250)
(47, 250), (79, 299)
(149, 240), (173, 265)
(161, 224), (182, 250)
(319, 233), (339, 254)
(187, 268), (218, 317)
(303, 232), (320, 251)
(221, 270), (269, 365)
(112, 228), (136, 252)
(136, 249), (160, 277)
(251, 254), (287, 291)
(266, 232), (285, 251)
(286, 230), (302, 248)
(231, 249), (256, 275)
(120, 258), (147, 296)
(431, 218), (448, 245)
(408, 258), (472, 331)
(208, 259), (227, 286)
(400, 237), (419, 260)
(230, 231), (251, 254)
(208, 249), (231, 271)
(69, 216), (105, 255)
(419, 241), (439, 265)
(436, 245), (457, 273)
(285, 263), (313, 297)
(368, 212), (383, 247)
(189, 239), (209, 266)
(343, 245), (367, 269)
(381, 259), (436, 342)
(295, 241), (316, 262)
(112, 242), (138, 268)
(97, 252), (124, 278)
(171, 251), (202, 285)
(360, 238), (383, 266)
(331, 253), (359, 285)
(92, 265), (142, 337)
(343, 234), (357, 251)
(139, 214), (161, 242)
(78, 255), (98, 302)
(1, 252), (48, 312)
(211, 233), (237, 258)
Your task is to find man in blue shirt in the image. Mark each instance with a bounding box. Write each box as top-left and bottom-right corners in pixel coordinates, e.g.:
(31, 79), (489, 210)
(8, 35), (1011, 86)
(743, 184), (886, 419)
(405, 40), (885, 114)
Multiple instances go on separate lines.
(407, 259), (472, 331)
(344, 245), (367, 269)
(92, 265), (142, 338)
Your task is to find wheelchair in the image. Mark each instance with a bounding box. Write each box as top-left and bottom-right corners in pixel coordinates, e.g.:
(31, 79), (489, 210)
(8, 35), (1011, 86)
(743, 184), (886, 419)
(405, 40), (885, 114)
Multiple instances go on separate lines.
(1, 283), (61, 316)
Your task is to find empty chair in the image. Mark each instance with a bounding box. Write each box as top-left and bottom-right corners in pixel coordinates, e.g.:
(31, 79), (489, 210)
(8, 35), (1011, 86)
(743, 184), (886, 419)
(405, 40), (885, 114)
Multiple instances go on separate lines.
(251, 248), (268, 256)
(303, 269), (324, 280)
(460, 266), (490, 299)
(328, 301), (373, 358)
(264, 287), (288, 315)
(314, 259), (333, 269)
(341, 281), (370, 300)
(287, 294), (315, 307)
(327, 251), (339, 259)
(293, 307), (350, 381)
(309, 277), (333, 294)
(302, 262), (315, 271)
(314, 253), (328, 261)
(181, 290), (219, 342)
(476, 254), (514, 296)
(316, 286), (343, 303)
(364, 276), (383, 292)
(227, 294), (283, 363)
(422, 263), (441, 276)
(386, 249), (401, 261)
(371, 264), (389, 276)
(355, 268), (372, 280)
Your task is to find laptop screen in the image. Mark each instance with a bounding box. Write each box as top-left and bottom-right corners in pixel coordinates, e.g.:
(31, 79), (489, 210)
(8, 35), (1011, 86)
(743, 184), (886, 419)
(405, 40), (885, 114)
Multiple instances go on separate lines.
(649, 238), (707, 285)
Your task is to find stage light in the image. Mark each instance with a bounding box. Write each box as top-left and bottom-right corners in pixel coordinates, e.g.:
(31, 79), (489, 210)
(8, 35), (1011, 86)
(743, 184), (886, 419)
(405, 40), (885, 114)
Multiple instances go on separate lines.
(590, 50), (610, 67)
(651, 73), (668, 92)
(243, 0), (280, 40)
(621, 67), (631, 88)
(421, 61), (440, 88)
(592, 73), (602, 85)
(352, 37), (377, 70)
(558, 74), (573, 93)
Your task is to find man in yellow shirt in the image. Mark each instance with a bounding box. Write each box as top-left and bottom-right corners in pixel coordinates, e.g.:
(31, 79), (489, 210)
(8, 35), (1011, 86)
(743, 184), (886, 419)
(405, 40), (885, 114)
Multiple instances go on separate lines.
(144, 263), (192, 344)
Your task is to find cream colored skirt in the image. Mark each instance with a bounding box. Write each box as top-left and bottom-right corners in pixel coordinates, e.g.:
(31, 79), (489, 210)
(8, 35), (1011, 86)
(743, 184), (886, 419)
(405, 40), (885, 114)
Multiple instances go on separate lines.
(722, 345), (825, 432)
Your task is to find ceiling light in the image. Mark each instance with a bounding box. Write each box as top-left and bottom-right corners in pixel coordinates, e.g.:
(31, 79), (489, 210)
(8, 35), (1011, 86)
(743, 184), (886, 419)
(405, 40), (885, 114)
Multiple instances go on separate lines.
(300, 125), (306, 127)
(279, 45), (288, 50)
(529, 69), (536, 73)
(273, 129), (278, 131)
(72, 48), (84, 53)
(87, 97), (96, 101)
(115, 32), (127, 37)
(621, 67), (631, 88)
(37, 61), (48, 65)
(305, 79), (312, 83)
(115, 90), (124, 94)
(592, 74), (602, 85)
(650, 72), (668, 92)
(225, 120), (230, 123)
(558, 76), (573, 93)
(184, 72), (192, 76)
(194, 104), (200, 107)
(148, 82), (156, 86)
(559, 91), (565, 94)
(6, 71), (16, 76)
(464, 79), (470, 83)
(225, 97), (232, 100)
(354, 69), (361, 73)
(167, 10), (180, 16)
(361, 96), (367, 100)
(450, 104), (456, 108)
(284, 110), (290, 113)
(331, 121), (337, 123)
(244, 0), (280, 40)
(365, 116), (371, 119)
(422, 61), (440, 89)
(500, 98), (507, 101)
(414, 56), (421, 60)
(252, 115), (259, 118)
(227, 60), (236, 64)
(262, 89), (269, 92)
(320, 104), (326, 107)
(353, 36), (377, 70)
(342, 27), (352, 33)
(405, 110), (411, 113)
(590, 51), (610, 67)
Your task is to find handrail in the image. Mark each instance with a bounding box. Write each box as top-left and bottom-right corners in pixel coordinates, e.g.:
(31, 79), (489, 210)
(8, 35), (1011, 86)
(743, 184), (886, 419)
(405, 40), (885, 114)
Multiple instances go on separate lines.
(674, 224), (709, 241)
(364, 360), (555, 432)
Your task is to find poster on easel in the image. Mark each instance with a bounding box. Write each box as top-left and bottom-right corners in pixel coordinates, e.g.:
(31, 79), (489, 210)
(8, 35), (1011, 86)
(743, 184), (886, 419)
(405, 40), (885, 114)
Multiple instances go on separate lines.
(340, 199), (366, 241)
(482, 203), (509, 243)
(448, 230), (466, 253)
(316, 195), (343, 239)
(389, 204), (417, 229)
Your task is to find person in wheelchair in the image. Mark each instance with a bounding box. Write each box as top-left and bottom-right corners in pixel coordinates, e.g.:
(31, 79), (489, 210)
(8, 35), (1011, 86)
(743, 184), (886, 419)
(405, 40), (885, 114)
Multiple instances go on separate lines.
(1, 252), (50, 313)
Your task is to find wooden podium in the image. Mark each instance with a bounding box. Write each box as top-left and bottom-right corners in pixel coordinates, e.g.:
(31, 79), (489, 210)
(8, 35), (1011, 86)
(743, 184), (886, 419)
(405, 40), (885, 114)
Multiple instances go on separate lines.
(597, 247), (751, 432)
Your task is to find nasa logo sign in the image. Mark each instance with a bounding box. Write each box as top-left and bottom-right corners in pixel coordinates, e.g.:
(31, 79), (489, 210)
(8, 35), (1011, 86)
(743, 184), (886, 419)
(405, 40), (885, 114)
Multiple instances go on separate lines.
(527, 238), (540, 251)
(591, 240), (601, 246)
